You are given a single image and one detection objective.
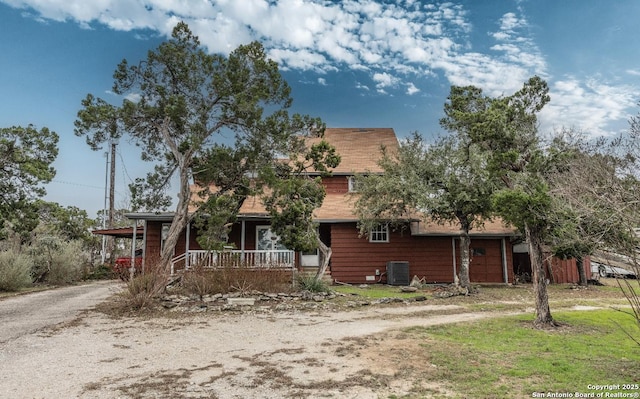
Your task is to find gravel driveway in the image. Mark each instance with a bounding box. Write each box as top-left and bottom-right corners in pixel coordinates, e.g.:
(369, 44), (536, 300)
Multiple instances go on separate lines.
(0, 282), (500, 398)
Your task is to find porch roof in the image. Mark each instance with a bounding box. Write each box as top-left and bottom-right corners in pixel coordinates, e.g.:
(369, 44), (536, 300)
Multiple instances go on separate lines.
(91, 226), (144, 238)
(123, 212), (176, 222)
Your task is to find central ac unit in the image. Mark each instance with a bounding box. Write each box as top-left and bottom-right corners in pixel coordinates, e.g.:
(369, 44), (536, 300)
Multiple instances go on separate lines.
(386, 261), (410, 286)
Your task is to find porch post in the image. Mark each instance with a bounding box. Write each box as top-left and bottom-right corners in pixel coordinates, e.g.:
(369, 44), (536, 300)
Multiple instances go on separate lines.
(501, 238), (509, 283)
(130, 220), (137, 279)
(451, 237), (457, 282)
(142, 220), (147, 274)
(240, 219), (246, 261)
(185, 222), (191, 270)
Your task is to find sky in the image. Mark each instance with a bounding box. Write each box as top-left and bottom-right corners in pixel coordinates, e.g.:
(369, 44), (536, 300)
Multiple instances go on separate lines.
(1, 0), (640, 218)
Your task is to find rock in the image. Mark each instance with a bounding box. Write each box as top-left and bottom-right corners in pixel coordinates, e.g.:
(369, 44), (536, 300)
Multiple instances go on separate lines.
(400, 286), (418, 292)
(161, 301), (179, 309)
(227, 297), (255, 306)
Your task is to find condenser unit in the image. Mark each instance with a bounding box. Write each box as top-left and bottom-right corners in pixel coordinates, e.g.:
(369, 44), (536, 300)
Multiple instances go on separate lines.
(386, 261), (410, 286)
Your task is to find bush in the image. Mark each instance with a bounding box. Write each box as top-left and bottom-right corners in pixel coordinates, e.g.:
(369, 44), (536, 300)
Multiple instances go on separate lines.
(0, 250), (33, 291)
(85, 263), (115, 280)
(123, 271), (167, 310)
(181, 262), (294, 297)
(30, 235), (88, 285)
(296, 273), (330, 293)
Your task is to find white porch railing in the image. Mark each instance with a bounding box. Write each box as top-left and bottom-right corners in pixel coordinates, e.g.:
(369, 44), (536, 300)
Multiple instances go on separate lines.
(171, 250), (295, 274)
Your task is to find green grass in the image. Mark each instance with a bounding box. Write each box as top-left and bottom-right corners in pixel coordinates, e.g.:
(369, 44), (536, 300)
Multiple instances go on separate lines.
(402, 309), (640, 398)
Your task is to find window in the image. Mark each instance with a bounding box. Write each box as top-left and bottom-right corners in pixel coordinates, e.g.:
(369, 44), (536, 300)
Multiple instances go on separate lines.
(472, 247), (486, 256)
(348, 176), (359, 192)
(369, 224), (389, 243)
(256, 226), (288, 251)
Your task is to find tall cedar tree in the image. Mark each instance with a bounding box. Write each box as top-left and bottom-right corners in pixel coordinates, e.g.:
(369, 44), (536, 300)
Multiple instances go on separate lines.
(76, 23), (324, 279)
(0, 125), (58, 240)
(441, 76), (557, 327)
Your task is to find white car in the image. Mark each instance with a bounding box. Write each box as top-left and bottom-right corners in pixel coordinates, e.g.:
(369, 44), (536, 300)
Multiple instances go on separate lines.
(591, 262), (637, 278)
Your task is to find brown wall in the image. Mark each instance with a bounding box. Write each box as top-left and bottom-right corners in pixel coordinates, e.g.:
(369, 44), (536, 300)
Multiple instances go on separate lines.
(460, 239), (514, 283)
(322, 176), (349, 194)
(329, 223), (513, 284)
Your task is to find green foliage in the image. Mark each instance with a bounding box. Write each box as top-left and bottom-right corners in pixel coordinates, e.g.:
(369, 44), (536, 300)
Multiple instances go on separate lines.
(296, 273), (330, 293)
(354, 132), (494, 288)
(35, 200), (96, 242)
(0, 250), (33, 291)
(262, 139), (340, 253)
(29, 231), (88, 285)
(0, 125), (59, 238)
(85, 264), (115, 280)
(77, 22), (324, 275)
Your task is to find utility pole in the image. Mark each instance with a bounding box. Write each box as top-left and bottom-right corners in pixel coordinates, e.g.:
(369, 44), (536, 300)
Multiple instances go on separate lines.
(108, 140), (117, 229)
(107, 139), (118, 262)
(101, 151), (108, 264)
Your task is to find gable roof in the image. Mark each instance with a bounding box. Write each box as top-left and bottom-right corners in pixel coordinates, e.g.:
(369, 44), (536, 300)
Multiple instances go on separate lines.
(308, 128), (398, 174)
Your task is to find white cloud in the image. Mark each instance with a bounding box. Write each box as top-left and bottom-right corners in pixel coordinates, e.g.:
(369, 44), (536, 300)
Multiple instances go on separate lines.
(4, 0), (638, 137)
(539, 76), (637, 137)
(406, 83), (420, 95)
(317, 77), (327, 86)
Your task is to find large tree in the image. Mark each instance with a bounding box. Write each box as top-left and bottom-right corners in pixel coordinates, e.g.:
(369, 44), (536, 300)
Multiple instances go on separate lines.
(76, 22), (324, 277)
(354, 132), (494, 291)
(441, 77), (557, 327)
(0, 125), (59, 239)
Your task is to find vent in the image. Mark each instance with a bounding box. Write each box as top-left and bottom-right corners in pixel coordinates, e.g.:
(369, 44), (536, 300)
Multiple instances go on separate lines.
(386, 261), (410, 286)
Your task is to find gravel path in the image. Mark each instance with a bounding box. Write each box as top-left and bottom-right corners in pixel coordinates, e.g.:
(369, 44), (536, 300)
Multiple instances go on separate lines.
(0, 285), (502, 398)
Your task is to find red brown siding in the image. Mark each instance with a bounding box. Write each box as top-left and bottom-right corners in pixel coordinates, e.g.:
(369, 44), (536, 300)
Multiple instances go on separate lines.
(329, 223), (513, 285)
(322, 176), (349, 194)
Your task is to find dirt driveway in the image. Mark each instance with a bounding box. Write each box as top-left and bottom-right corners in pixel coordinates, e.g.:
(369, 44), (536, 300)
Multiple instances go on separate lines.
(0, 283), (509, 399)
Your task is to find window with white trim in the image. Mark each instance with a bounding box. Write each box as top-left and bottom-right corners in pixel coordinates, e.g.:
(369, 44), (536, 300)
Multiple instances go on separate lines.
(369, 224), (389, 243)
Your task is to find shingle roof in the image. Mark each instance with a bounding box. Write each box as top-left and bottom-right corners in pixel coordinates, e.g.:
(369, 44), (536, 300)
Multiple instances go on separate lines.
(308, 128), (398, 174)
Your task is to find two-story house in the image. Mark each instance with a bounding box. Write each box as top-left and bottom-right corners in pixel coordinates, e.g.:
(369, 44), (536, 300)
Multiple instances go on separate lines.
(112, 128), (530, 285)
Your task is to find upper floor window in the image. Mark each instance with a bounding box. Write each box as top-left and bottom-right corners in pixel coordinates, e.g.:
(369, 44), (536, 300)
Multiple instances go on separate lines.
(369, 224), (389, 243)
(348, 176), (359, 192)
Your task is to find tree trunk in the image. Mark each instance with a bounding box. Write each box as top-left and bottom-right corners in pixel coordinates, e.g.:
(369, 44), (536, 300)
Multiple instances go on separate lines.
(159, 158), (192, 283)
(576, 255), (588, 286)
(458, 231), (472, 290)
(314, 237), (332, 282)
(525, 222), (557, 328)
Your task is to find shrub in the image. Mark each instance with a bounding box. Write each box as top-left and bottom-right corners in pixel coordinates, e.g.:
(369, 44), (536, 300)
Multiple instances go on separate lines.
(296, 274), (330, 293)
(30, 237), (87, 285)
(181, 261), (294, 297)
(123, 270), (167, 310)
(85, 263), (115, 280)
(0, 250), (33, 291)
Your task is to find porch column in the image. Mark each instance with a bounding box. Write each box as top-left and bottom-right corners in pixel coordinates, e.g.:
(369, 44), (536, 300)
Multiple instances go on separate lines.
(451, 237), (457, 282)
(142, 220), (147, 274)
(130, 220), (137, 279)
(185, 222), (191, 270)
(501, 238), (509, 283)
(240, 220), (246, 261)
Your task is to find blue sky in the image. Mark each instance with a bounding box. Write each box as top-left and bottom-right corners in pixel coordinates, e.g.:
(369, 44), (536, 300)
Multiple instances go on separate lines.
(1, 0), (639, 218)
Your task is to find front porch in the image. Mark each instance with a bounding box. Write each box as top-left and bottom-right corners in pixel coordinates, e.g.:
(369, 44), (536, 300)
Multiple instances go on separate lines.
(171, 249), (296, 274)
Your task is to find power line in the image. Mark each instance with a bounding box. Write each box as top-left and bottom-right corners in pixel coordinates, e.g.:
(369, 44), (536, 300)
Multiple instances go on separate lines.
(51, 179), (105, 190)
